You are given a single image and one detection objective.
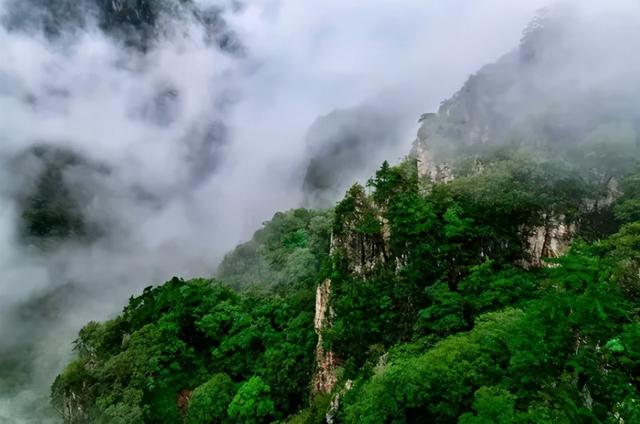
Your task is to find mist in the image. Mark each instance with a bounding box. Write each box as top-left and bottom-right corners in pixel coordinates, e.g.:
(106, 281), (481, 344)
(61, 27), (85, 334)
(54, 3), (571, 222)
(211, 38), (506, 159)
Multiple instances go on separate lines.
(2, 0), (630, 421)
(413, 1), (640, 168)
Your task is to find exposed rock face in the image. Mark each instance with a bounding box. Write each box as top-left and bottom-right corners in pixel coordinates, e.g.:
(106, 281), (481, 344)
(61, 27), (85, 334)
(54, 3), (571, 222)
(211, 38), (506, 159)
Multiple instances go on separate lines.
(312, 279), (338, 395)
(177, 389), (192, 416)
(524, 177), (624, 267)
(604, 177), (622, 207)
(414, 136), (453, 183)
(59, 387), (90, 424)
(333, 227), (388, 278)
(325, 379), (353, 424)
(332, 185), (389, 277)
(525, 215), (576, 267)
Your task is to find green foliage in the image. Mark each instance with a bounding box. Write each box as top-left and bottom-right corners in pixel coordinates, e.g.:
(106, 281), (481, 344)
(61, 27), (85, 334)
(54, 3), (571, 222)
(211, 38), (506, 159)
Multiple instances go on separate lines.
(459, 262), (538, 316)
(227, 377), (275, 424)
(615, 168), (640, 224)
(578, 122), (639, 181)
(341, 225), (640, 422)
(285, 394), (331, 424)
(52, 277), (316, 423)
(186, 373), (235, 424)
(53, 145), (640, 423)
(328, 156), (593, 372)
(16, 145), (97, 244)
(342, 309), (524, 422)
(326, 153), (640, 421)
(458, 387), (518, 424)
(218, 209), (332, 290)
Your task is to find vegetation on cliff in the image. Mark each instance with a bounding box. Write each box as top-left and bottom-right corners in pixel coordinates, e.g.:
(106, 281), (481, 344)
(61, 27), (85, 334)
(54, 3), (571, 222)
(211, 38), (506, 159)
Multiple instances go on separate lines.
(51, 143), (640, 422)
(46, 8), (640, 421)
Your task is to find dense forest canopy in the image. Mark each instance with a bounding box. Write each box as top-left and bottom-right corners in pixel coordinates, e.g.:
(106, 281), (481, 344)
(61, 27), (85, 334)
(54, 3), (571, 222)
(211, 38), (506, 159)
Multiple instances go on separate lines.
(52, 137), (640, 422)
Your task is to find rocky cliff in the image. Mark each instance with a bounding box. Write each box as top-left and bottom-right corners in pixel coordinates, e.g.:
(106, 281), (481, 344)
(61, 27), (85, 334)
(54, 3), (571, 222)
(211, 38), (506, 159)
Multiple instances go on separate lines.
(311, 279), (337, 395)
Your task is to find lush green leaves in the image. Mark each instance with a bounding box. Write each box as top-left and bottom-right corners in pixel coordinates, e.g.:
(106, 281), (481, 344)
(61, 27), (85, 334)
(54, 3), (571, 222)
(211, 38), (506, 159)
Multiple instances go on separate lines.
(52, 278), (316, 423)
(53, 150), (640, 423)
(218, 209), (332, 290)
(186, 373), (235, 424)
(227, 377), (275, 424)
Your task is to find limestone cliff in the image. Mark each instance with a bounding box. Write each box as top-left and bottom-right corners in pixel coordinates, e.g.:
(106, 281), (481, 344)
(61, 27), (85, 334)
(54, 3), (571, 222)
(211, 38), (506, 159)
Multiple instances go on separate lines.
(311, 186), (392, 396)
(311, 279), (338, 395)
(54, 384), (91, 424)
(414, 132), (454, 184)
(524, 216), (576, 267)
(331, 184), (389, 277)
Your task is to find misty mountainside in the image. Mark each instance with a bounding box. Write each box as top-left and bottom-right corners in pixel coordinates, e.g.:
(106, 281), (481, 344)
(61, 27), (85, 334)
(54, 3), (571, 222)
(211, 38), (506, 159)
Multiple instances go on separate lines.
(413, 7), (640, 169)
(50, 11), (640, 423)
(3, 0), (240, 51)
(0, 144), (104, 422)
(301, 104), (411, 208)
(11, 145), (108, 244)
(302, 5), (640, 212)
(217, 208), (332, 290)
(0, 0), (247, 420)
(51, 149), (640, 423)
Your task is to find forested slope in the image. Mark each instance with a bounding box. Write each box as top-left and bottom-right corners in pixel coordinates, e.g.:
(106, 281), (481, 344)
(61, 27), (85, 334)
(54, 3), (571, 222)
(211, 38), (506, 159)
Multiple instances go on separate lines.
(49, 8), (640, 423)
(51, 144), (640, 422)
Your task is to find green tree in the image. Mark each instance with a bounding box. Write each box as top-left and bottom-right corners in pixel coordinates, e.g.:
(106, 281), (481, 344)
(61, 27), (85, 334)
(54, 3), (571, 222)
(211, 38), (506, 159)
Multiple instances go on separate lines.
(458, 386), (518, 424)
(186, 373), (235, 424)
(227, 377), (275, 424)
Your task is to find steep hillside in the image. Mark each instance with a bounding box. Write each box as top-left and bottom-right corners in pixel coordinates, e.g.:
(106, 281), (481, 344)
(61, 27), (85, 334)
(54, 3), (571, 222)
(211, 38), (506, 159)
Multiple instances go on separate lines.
(51, 148), (640, 423)
(301, 104), (409, 208)
(414, 8), (640, 175)
(10, 145), (109, 245)
(50, 10), (640, 424)
(217, 209), (332, 291)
